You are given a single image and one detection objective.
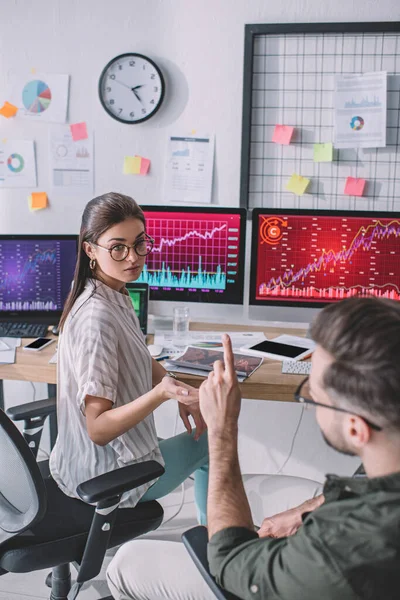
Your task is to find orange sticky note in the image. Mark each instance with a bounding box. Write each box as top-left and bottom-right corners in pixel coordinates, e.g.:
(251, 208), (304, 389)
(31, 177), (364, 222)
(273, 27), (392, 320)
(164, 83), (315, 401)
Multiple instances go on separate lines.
(286, 174), (310, 196)
(29, 192), (48, 211)
(70, 122), (88, 141)
(0, 102), (18, 118)
(123, 156), (141, 175)
(139, 157), (150, 175)
(344, 177), (366, 197)
(272, 125), (294, 145)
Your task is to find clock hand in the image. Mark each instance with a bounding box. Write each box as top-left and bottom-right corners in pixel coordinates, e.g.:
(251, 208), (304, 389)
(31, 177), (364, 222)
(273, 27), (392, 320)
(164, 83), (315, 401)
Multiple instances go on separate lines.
(133, 89), (143, 104)
(131, 84), (144, 91)
(113, 78), (133, 91)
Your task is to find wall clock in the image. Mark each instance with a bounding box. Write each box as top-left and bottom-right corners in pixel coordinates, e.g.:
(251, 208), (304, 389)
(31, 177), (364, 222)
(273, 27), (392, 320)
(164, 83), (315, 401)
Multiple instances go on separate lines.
(98, 53), (165, 124)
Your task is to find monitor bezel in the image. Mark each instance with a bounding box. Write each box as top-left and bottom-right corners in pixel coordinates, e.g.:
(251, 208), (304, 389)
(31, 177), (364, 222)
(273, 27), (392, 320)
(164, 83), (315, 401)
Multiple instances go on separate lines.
(250, 208), (400, 308)
(125, 282), (149, 334)
(0, 234), (78, 324)
(141, 206), (247, 305)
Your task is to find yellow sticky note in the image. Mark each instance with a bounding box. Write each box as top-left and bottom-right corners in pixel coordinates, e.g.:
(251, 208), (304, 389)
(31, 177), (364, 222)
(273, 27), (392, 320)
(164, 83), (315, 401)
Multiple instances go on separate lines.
(123, 156), (141, 175)
(286, 174), (310, 196)
(29, 192), (48, 211)
(0, 101), (18, 118)
(314, 143), (333, 162)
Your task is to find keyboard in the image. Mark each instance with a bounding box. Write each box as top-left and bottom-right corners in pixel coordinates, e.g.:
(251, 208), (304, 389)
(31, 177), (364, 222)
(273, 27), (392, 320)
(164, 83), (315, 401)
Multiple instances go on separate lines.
(281, 360), (312, 375)
(0, 322), (49, 338)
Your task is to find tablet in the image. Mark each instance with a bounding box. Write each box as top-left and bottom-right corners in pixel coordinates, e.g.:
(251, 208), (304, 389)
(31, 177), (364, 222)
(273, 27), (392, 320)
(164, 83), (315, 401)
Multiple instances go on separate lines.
(240, 339), (313, 361)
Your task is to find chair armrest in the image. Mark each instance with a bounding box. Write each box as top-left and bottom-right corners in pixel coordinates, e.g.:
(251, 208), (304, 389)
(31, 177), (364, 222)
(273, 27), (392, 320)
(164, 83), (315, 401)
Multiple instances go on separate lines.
(182, 526), (241, 600)
(6, 397), (56, 421)
(77, 460), (165, 504)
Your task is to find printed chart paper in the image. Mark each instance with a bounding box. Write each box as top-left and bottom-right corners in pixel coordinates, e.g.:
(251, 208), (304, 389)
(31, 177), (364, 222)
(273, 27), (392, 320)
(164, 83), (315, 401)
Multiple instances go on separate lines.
(49, 125), (94, 195)
(334, 71), (387, 149)
(10, 73), (69, 123)
(164, 134), (214, 204)
(0, 140), (37, 188)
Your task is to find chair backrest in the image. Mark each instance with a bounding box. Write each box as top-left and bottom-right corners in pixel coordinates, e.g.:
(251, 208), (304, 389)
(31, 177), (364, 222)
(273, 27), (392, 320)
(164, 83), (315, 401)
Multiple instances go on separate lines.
(0, 409), (47, 546)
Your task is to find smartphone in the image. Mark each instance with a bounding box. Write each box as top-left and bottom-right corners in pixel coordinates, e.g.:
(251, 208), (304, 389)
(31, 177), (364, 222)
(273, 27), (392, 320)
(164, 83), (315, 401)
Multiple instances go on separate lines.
(240, 340), (313, 361)
(23, 337), (55, 352)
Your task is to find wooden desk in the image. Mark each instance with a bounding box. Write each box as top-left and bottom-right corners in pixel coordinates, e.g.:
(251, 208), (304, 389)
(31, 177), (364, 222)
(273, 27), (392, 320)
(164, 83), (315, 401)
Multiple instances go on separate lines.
(0, 324), (308, 404)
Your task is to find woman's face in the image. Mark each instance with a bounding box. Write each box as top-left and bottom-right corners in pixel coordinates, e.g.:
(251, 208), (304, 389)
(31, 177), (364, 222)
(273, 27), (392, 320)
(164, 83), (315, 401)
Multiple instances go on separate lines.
(84, 217), (147, 291)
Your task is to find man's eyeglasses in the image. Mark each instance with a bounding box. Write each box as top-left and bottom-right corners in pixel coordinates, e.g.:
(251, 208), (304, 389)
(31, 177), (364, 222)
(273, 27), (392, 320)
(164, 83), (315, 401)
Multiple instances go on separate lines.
(92, 234), (154, 261)
(294, 376), (382, 432)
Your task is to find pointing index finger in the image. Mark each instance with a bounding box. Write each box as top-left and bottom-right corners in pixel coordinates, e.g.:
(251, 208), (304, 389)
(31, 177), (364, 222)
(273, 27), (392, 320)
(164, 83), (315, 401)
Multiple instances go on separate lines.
(222, 334), (235, 379)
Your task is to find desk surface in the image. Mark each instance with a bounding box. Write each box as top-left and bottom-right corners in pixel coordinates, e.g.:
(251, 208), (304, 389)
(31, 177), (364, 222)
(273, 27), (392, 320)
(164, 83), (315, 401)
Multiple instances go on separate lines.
(0, 323), (309, 402)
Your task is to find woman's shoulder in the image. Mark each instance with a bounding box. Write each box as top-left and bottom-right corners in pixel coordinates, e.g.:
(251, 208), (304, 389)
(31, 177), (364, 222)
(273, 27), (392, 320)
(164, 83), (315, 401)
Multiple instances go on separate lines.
(68, 286), (119, 332)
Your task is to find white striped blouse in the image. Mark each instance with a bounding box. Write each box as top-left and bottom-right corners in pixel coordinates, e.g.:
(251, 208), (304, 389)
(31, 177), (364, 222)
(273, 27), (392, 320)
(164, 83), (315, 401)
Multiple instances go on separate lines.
(49, 279), (164, 508)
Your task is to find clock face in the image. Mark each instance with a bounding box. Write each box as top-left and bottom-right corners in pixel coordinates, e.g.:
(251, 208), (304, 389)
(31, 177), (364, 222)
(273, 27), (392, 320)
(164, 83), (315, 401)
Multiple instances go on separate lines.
(98, 53), (165, 124)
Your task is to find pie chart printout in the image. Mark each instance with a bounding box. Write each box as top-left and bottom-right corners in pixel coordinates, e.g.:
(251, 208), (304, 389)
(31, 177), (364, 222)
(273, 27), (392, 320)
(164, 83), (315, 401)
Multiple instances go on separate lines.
(22, 80), (52, 113)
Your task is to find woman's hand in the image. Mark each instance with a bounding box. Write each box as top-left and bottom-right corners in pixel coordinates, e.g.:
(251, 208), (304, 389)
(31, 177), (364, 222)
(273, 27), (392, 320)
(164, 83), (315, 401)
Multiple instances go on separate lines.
(179, 402), (207, 440)
(156, 375), (200, 405)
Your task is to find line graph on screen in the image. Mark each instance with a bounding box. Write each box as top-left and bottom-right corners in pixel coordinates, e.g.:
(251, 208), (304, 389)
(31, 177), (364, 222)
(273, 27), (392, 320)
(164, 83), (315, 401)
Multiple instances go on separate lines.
(255, 214), (400, 303)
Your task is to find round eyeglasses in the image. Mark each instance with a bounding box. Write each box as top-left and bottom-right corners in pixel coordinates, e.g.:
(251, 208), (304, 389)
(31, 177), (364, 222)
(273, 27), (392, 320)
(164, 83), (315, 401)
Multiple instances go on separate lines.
(92, 234), (154, 261)
(294, 376), (382, 432)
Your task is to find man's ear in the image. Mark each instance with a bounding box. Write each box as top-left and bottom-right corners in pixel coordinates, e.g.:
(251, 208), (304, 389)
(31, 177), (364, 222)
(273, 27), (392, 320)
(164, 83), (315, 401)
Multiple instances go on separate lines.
(347, 415), (372, 450)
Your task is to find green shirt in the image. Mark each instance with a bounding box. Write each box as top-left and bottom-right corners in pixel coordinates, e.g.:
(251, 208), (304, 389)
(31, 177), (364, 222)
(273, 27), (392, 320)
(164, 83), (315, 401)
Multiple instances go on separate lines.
(208, 471), (400, 600)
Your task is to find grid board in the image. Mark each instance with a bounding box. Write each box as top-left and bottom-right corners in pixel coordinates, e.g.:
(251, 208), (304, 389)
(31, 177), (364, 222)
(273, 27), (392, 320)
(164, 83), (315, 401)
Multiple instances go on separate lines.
(241, 23), (400, 213)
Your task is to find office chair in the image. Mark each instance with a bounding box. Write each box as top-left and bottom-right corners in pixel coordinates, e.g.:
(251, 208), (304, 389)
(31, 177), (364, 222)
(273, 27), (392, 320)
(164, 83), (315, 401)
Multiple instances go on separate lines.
(0, 407), (164, 600)
(182, 526), (241, 600)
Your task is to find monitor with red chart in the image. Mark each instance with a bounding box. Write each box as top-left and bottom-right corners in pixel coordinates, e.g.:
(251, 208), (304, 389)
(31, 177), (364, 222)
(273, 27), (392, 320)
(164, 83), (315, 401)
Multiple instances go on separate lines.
(250, 209), (400, 308)
(138, 206), (246, 304)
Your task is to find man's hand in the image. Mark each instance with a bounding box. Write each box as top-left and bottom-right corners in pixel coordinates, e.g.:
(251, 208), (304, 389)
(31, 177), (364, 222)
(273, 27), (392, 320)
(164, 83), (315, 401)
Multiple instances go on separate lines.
(199, 334), (242, 434)
(179, 402), (207, 440)
(258, 494), (325, 539)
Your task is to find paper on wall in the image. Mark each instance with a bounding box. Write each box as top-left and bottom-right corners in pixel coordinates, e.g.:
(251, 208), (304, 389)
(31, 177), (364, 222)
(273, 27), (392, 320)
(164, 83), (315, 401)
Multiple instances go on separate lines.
(163, 133), (215, 204)
(0, 140), (37, 188)
(334, 71), (387, 149)
(49, 124), (94, 195)
(9, 72), (69, 123)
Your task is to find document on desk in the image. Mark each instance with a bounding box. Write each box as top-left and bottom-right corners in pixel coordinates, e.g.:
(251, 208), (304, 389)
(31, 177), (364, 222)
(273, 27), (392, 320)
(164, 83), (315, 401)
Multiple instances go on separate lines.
(0, 348), (16, 364)
(154, 330), (266, 356)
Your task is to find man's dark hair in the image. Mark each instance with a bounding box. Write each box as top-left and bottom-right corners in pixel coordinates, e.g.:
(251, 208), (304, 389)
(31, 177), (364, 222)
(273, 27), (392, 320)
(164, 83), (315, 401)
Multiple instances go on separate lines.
(311, 297), (400, 431)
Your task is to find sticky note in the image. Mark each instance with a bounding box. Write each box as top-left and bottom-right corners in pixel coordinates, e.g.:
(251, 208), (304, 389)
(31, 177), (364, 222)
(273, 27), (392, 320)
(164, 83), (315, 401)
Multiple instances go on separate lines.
(314, 143), (333, 162)
(344, 177), (366, 197)
(0, 102), (18, 118)
(272, 125), (294, 145)
(286, 174), (310, 196)
(70, 122), (88, 141)
(29, 192), (48, 211)
(123, 156), (141, 175)
(139, 157), (150, 175)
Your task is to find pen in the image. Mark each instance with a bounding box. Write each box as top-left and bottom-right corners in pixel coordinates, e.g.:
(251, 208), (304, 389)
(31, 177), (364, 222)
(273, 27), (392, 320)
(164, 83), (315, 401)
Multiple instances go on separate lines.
(156, 354), (170, 361)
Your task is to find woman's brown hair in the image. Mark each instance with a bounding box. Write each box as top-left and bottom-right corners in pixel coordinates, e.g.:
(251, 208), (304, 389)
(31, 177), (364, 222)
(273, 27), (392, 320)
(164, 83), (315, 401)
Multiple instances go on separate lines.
(59, 192), (145, 331)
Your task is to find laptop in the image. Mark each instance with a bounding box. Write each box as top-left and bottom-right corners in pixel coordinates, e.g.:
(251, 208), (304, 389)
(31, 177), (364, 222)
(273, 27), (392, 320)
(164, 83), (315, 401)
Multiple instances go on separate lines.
(125, 283), (149, 334)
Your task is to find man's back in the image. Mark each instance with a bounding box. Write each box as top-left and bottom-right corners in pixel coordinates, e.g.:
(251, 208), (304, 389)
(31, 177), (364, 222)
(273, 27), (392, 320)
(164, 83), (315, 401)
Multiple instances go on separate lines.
(208, 471), (400, 600)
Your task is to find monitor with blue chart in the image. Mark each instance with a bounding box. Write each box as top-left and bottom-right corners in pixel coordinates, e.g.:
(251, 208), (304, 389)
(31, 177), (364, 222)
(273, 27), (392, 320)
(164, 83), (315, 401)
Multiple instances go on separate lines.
(250, 208), (400, 308)
(0, 235), (78, 329)
(138, 206), (246, 304)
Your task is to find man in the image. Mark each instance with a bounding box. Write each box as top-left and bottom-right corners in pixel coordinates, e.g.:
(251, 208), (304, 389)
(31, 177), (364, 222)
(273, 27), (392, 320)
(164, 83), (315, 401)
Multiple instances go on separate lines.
(107, 297), (400, 599)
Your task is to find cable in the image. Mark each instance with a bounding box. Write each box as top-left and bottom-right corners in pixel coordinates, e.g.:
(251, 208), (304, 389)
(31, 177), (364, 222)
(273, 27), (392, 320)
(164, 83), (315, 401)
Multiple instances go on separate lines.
(30, 382), (50, 461)
(275, 405), (305, 475)
(30, 381), (36, 402)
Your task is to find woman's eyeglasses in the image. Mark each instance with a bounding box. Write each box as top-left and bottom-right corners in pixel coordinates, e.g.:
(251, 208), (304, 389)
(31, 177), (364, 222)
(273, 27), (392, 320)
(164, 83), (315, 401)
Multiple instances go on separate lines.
(294, 376), (382, 432)
(92, 234), (154, 261)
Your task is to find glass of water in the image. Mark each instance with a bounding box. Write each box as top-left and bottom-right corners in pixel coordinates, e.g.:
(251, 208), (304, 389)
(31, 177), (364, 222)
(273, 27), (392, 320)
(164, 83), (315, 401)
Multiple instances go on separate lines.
(173, 306), (190, 347)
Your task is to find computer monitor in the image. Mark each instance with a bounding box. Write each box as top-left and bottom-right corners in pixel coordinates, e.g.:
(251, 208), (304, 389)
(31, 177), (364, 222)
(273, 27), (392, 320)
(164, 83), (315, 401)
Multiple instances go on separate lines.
(250, 209), (400, 308)
(138, 206), (246, 304)
(0, 235), (78, 324)
(126, 282), (149, 334)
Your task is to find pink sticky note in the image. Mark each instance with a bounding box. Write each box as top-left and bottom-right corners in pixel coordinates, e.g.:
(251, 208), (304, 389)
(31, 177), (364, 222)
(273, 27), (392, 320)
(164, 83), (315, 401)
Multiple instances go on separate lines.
(272, 125), (294, 145)
(70, 122), (88, 141)
(344, 177), (366, 197)
(139, 157), (150, 175)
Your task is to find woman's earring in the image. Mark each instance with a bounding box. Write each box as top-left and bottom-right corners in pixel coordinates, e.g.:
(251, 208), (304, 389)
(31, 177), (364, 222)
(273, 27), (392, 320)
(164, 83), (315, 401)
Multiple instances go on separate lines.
(89, 258), (96, 271)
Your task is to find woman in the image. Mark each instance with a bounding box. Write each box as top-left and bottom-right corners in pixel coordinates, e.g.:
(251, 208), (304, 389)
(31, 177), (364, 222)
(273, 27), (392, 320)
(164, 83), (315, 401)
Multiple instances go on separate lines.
(49, 192), (208, 523)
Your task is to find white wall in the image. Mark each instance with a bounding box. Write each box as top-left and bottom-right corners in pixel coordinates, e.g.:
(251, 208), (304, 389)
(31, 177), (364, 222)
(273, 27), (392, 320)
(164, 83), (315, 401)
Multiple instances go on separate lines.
(1, 0), (398, 472)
